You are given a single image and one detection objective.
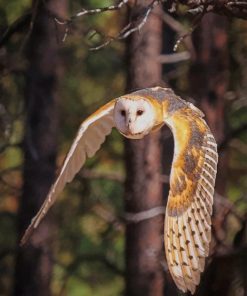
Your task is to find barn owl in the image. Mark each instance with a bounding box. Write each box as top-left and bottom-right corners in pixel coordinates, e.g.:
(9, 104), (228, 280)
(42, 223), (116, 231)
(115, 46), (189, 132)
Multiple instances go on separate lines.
(21, 87), (218, 294)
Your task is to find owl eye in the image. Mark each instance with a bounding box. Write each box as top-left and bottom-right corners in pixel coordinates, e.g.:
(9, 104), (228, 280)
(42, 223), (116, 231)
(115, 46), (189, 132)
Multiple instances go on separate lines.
(136, 110), (144, 116)
(120, 110), (126, 116)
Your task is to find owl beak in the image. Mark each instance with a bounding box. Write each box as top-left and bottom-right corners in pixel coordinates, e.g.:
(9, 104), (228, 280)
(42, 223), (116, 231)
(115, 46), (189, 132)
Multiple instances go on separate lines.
(126, 114), (132, 131)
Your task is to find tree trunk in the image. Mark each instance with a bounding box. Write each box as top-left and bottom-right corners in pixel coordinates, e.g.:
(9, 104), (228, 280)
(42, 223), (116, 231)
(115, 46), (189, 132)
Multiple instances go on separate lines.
(189, 13), (229, 296)
(14, 1), (66, 295)
(189, 14), (229, 194)
(124, 2), (164, 296)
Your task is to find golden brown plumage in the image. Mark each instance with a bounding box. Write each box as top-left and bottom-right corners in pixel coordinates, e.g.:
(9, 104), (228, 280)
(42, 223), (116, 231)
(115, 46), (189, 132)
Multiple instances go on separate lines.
(20, 87), (218, 294)
(164, 107), (217, 294)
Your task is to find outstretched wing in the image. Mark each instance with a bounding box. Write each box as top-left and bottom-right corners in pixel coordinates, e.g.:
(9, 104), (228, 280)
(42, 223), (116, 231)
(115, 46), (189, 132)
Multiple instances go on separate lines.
(164, 108), (218, 294)
(21, 100), (115, 245)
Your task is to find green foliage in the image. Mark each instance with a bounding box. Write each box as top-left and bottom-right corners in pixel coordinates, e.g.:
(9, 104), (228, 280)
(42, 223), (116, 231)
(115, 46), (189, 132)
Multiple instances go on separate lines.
(0, 0), (125, 295)
(0, 0), (29, 23)
(0, 0), (247, 295)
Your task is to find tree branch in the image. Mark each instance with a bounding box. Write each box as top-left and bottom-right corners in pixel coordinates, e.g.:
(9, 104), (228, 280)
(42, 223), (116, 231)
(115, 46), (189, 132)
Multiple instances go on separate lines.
(52, 0), (163, 48)
(158, 51), (191, 63)
(170, 0), (247, 20)
(124, 206), (165, 223)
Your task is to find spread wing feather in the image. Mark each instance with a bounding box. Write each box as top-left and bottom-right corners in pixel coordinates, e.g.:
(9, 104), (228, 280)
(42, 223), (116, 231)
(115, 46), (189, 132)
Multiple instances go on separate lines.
(164, 109), (218, 294)
(21, 100), (115, 245)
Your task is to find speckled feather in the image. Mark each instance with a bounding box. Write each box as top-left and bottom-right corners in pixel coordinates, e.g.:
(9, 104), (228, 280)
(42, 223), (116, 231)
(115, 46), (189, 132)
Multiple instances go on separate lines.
(164, 107), (218, 294)
(132, 88), (218, 294)
(20, 100), (116, 245)
(20, 87), (218, 295)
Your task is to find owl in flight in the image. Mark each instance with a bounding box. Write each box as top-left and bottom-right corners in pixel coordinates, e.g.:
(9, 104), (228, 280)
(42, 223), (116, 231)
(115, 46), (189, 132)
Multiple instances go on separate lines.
(21, 87), (218, 294)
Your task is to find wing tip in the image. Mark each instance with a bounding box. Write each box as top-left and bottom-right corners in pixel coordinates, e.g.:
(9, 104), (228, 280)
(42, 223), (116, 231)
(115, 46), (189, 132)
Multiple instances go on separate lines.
(173, 275), (197, 295)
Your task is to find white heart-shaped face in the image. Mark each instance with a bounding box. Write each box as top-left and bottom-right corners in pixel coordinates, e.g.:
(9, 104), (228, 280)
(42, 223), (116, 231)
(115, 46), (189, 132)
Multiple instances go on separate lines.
(113, 97), (155, 139)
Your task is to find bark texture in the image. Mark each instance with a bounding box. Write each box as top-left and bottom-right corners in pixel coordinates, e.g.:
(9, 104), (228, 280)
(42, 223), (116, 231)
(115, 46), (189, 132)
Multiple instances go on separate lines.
(124, 2), (164, 296)
(189, 14), (229, 194)
(189, 13), (230, 296)
(14, 1), (66, 295)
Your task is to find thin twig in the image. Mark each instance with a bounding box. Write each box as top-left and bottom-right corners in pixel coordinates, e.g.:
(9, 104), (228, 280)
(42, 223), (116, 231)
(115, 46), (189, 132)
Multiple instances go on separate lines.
(53, 0), (130, 42)
(227, 1), (247, 7)
(124, 206), (165, 223)
(162, 12), (196, 58)
(93, 203), (165, 225)
(158, 51), (191, 63)
(173, 6), (207, 52)
(90, 0), (161, 50)
(52, 0), (162, 48)
(170, 0), (247, 20)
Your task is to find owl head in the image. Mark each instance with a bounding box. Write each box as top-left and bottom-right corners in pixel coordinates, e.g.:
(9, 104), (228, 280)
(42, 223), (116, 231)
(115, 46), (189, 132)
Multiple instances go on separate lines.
(113, 96), (156, 139)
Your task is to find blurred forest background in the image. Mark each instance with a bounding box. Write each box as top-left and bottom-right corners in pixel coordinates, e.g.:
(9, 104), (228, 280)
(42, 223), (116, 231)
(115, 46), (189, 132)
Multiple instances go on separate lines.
(0, 0), (246, 295)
